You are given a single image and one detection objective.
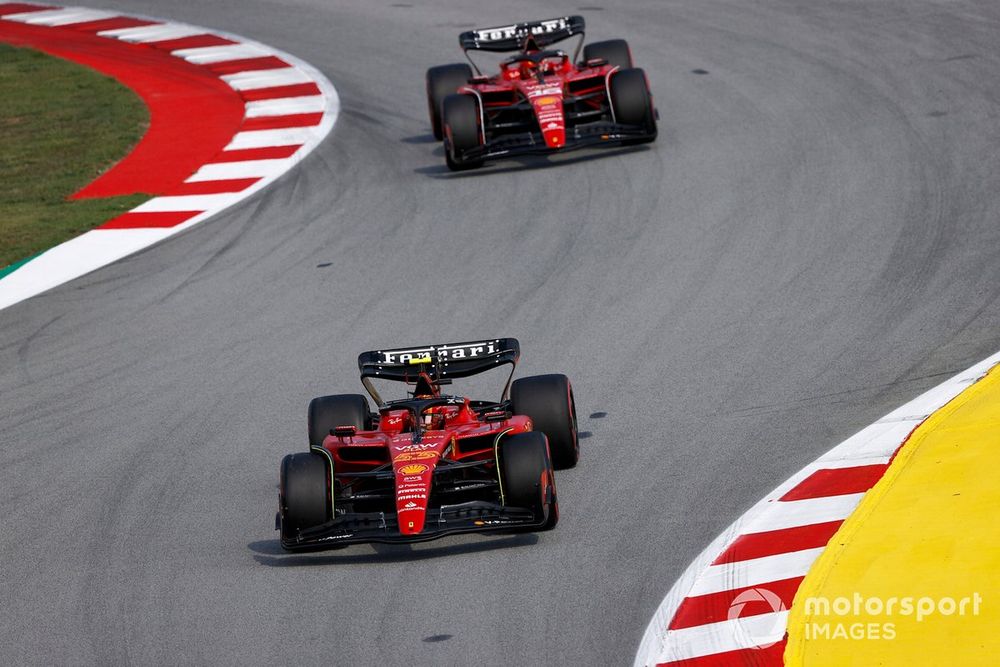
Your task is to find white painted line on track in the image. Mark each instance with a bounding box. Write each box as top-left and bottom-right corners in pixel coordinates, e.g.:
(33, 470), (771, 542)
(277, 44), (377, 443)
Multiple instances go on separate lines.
(221, 67), (313, 90)
(184, 159), (293, 182)
(172, 43), (270, 64)
(0, 229), (173, 303)
(99, 23), (205, 42)
(811, 455), (891, 470)
(827, 419), (922, 460)
(5, 7), (113, 25)
(661, 612), (790, 661)
(224, 127), (322, 150)
(742, 493), (865, 533)
(130, 194), (245, 213)
(687, 548), (826, 597)
(245, 95), (326, 117)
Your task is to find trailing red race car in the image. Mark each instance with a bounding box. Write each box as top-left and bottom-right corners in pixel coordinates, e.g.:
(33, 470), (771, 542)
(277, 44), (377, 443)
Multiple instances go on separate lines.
(276, 339), (579, 550)
(426, 15), (657, 170)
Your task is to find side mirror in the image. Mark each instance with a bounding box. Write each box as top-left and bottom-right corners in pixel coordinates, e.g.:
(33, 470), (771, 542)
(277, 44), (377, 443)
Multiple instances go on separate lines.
(331, 425), (357, 437)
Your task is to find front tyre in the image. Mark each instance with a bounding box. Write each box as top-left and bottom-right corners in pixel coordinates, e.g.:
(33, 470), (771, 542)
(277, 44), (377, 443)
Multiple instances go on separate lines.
(279, 452), (330, 547)
(499, 431), (558, 530)
(510, 374), (579, 470)
(609, 67), (657, 144)
(308, 394), (371, 447)
(442, 93), (484, 171)
(426, 63), (473, 140)
(583, 39), (633, 70)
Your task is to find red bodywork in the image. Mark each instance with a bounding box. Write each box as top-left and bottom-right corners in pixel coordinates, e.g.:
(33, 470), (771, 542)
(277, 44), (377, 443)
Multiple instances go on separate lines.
(319, 398), (531, 536)
(458, 53), (618, 150)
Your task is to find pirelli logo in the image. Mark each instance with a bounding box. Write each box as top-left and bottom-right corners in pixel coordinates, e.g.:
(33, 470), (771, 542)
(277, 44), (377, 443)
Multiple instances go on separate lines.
(379, 341), (499, 365)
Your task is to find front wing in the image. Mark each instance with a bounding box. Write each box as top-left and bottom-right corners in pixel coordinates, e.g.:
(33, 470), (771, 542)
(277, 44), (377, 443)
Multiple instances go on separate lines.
(279, 500), (544, 550)
(459, 121), (655, 162)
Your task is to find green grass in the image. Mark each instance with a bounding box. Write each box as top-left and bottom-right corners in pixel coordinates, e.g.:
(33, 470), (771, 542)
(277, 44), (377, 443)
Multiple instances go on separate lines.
(0, 43), (151, 269)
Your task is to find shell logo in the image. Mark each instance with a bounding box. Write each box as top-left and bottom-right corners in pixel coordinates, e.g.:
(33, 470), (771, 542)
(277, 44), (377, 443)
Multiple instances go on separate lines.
(536, 96), (559, 105)
(399, 463), (429, 475)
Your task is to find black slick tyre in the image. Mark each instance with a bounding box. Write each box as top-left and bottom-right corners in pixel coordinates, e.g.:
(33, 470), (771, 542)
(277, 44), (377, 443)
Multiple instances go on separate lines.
(498, 431), (558, 530)
(279, 452), (330, 546)
(442, 93), (484, 171)
(609, 67), (657, 144)
(308, 394), (371, 447)
(426, 63), (473, 140)
(510, 374), (579, 470)
(583, 39), (633, 69)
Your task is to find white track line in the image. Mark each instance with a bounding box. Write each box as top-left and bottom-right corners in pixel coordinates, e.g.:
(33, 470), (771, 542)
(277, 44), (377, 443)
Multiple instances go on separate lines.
(222, 68), (313, 90)
(130, 194), (245, 213)
(741, 493), (865, 533)
(99, 23), (205, 42)
(245, 96), (326, 117)
(825, 419), (921, 461)
(811, 454), (891, 470)
(224, 127), (322, 150)
(184, 159), (293, 182)
(662, 612), (790, 662)
(172, 44), (270, 64)
(5, 7), (113, 25)
(0, 229), (174, 302)
(688, 548), (826, 597)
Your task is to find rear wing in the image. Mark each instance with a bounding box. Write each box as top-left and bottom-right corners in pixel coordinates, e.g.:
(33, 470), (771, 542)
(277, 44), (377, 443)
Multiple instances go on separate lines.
(459, 16), (585, 53)
(358, 338), (520, 405)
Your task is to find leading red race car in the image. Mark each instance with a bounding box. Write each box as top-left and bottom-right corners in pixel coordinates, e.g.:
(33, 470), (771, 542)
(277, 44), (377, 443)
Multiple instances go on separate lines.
(426, 15), (657, 170)
(276, 339), (579, 550)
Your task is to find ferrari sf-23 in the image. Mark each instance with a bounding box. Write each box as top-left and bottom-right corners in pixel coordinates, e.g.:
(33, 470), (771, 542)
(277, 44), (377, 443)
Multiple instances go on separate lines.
(426, 15), (657, 170)
(276, 339), (579, 550)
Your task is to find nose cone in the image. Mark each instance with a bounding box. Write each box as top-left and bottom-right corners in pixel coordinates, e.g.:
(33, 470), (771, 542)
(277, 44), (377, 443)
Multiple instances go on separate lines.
(542, 124), (565, 148)
(394, 456), (437, 535)
(531, 94), (566, 149)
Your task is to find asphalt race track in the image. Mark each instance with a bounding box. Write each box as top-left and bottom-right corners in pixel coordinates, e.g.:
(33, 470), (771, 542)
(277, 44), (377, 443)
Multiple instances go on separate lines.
(3, 1), (1000, 665)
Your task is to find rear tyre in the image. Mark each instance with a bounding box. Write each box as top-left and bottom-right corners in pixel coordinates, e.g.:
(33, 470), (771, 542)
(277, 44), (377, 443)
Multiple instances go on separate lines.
(308, 394), (371, 447)
(609, 67), (657, 144)
(279, 452), (330, 546)
(442, 93), (484, 171)
(499, 431), (558, 530)
(583, 39), (633, 70)
(426, 63), (473, 140)
(510, 374), (579, 470)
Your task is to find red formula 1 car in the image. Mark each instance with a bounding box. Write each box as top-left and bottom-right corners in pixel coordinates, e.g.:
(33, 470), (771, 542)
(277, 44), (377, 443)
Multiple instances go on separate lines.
(276, 339), (579, 550)
(426, 15), (657, 170)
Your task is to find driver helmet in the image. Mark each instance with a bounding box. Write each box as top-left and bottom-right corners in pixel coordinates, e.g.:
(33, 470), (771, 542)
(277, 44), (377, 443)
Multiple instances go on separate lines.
(422, 410), (446, 430)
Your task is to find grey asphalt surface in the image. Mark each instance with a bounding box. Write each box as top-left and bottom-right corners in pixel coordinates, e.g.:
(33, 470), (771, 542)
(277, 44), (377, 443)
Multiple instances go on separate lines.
(3, 1), (1000, 665)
